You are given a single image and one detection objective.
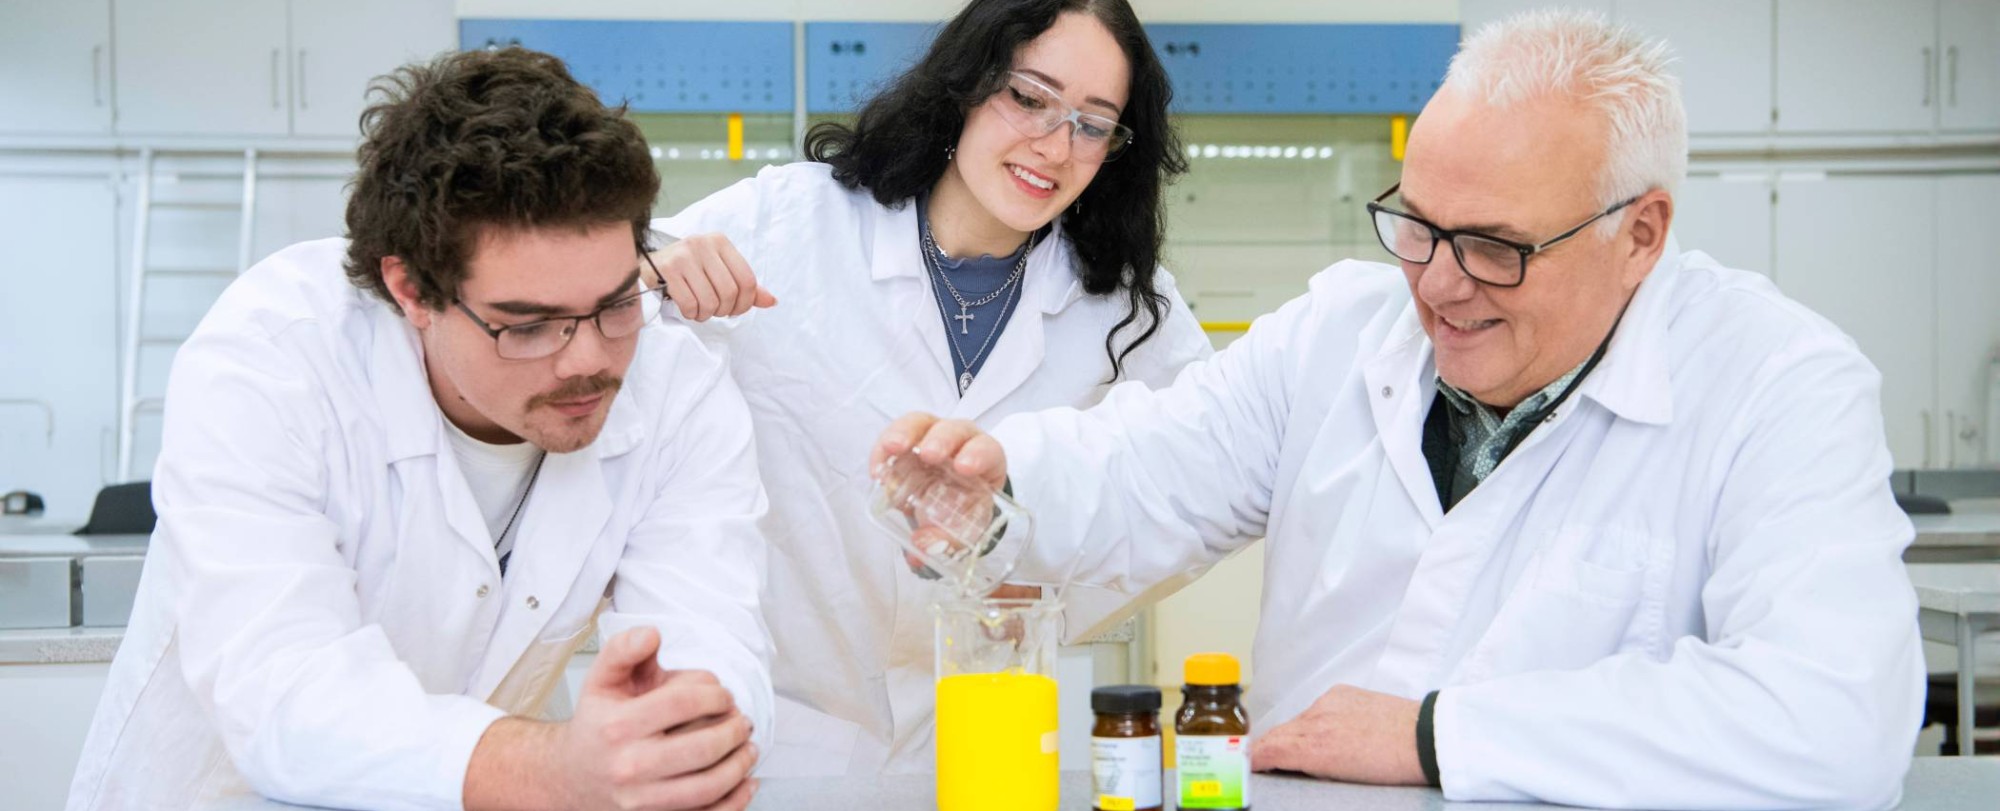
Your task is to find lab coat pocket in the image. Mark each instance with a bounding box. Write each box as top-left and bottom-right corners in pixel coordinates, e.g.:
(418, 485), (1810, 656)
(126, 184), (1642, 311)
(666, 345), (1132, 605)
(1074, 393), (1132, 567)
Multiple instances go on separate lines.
(755, 694), (864, 777)
(1461, 529), (1656, 682)
(489, 597), (610, 719)
(1532, 548), (1647, 608)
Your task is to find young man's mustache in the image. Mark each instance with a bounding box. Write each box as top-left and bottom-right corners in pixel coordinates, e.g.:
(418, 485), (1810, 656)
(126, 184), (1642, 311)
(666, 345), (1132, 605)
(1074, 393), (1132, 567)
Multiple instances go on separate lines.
(529, 374), (622, 408)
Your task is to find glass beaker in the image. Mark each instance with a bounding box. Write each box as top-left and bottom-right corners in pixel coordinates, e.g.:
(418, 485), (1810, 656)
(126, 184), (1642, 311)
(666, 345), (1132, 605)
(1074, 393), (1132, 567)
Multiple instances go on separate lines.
(934, 597), (1063, 811)
(869, 452), (1034, 595)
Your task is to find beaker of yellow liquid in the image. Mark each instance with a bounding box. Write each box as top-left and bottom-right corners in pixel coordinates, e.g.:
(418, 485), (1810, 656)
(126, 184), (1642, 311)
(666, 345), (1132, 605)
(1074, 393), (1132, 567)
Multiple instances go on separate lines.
(934, 597), (1062, 811)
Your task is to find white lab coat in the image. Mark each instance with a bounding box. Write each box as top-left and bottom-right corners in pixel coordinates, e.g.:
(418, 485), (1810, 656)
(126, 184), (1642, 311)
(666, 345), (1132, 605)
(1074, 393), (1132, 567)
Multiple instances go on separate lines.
(66, 239), (774, 811)
(654, 162), (1212, 775)
(995, 247), (1926, 810)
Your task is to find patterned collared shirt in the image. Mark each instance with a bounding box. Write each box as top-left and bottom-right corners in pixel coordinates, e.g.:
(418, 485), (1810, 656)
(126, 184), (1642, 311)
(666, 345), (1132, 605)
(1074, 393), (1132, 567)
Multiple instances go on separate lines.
(1429, 359), (1589, 510)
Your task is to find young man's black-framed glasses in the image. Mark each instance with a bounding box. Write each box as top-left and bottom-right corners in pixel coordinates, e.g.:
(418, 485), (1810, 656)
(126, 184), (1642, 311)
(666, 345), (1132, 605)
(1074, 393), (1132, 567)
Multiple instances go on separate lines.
(452, 252), (668, 361)
(1365, 183), (1638, 288)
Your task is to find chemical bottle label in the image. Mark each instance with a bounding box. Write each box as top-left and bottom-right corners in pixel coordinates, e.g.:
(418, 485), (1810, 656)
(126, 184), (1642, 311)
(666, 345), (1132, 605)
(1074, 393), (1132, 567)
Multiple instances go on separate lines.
(1092, 735), (1162, 810)
(1175, 734), (1251, 809)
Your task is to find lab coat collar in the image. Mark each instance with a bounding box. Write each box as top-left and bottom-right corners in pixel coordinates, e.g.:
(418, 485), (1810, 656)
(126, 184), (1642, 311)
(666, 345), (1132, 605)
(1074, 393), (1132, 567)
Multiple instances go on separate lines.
(868, 199), (1083, 418)
(1363, 305), (1446, 530)
(1366, 236), (1683, 443)
(1572, 240), (1680, 427)
(371, 305), (443, 463)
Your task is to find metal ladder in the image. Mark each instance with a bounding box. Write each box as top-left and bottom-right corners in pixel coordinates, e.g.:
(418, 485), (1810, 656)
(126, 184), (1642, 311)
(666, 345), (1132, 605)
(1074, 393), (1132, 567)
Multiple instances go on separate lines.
(117, 147), (260, 481)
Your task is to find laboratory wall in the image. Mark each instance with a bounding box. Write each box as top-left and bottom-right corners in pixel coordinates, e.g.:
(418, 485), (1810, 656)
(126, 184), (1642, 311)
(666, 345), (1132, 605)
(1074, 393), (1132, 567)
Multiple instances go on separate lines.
(2, 0), (1998, 804)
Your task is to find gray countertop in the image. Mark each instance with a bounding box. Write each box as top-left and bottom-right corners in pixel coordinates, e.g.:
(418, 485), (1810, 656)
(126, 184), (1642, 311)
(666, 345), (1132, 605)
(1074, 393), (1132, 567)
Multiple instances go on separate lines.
(1912, 498), (2000, 549)
(0, 626), (124, 665)
(194, 758), (2000, 810)
(0, 531), (147, 557)
(1908, 563), (2000, 616)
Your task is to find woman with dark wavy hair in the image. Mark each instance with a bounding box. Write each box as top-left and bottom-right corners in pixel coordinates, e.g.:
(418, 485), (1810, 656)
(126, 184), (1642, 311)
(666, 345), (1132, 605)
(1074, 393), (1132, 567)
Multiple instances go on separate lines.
(647, 0), (1209, 777)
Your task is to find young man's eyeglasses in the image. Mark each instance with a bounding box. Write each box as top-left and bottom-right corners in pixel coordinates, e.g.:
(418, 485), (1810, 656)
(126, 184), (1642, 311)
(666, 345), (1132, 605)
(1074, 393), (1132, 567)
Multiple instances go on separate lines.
(452, 255), (667, 360)
(1366, 183), (1638, 288)
(991, 71), (1135, 164)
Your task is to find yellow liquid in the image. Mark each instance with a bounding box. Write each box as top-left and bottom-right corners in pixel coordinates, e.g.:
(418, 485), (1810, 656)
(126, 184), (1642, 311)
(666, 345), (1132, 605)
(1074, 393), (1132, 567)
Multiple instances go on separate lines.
(935, 672), (1059, 811)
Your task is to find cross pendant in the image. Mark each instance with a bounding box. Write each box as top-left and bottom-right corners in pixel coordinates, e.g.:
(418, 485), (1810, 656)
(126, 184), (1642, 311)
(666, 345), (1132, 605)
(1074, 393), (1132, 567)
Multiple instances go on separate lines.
(953, 305), (975, 335)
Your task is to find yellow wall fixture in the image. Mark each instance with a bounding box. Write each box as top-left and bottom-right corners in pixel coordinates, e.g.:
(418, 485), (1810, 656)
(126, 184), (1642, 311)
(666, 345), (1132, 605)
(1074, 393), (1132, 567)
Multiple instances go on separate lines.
(727, 113), (745, 161)
(1200, 322), (1251, 334)
(1390, 115), (1410, 162)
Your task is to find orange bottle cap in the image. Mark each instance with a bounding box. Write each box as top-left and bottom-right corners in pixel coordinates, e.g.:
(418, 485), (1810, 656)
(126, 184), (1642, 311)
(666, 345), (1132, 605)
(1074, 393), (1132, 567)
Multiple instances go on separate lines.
(1183, 652), (1240, 686)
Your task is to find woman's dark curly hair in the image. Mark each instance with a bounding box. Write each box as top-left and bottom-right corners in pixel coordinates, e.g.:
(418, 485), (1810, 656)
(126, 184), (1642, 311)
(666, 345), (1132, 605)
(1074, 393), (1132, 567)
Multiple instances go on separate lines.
(344, 47), (659, 313)
(805, 0), (1187, 380)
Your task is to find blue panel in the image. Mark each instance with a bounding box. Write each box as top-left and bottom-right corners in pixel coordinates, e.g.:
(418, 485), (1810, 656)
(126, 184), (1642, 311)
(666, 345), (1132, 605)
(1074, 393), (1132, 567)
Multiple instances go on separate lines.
(1147, 24), (1460, 115)
(804, 22), (940, 114)
(459, 19), (793, 114)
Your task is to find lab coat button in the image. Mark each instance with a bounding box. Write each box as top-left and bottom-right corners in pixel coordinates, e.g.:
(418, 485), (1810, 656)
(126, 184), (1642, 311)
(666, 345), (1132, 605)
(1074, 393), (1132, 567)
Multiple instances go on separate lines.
(526, 596), (540, 610)
(475, 584), (490, 599)
(1381, 385), (1393, 398)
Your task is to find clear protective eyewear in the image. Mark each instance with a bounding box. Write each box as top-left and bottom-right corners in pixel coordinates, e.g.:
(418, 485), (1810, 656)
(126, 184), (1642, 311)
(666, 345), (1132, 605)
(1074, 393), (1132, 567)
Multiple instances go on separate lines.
(991, 70), (1135, 164)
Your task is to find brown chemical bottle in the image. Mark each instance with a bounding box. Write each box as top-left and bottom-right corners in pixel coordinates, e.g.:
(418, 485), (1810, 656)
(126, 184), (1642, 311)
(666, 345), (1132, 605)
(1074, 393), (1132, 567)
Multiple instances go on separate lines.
(1092, 685), (1164, 811)
(1174, 653), (1250, 811)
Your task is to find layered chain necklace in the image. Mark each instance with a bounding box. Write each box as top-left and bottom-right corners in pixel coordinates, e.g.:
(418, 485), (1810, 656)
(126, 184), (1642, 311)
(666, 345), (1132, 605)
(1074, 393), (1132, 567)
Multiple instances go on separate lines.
(919, 217), (1037, 396)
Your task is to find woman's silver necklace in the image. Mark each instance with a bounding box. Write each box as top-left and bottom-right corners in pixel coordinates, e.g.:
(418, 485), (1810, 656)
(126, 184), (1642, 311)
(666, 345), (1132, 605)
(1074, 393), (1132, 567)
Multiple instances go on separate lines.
(919, 224), (1034, 396)
(922, 219), (1032, 335)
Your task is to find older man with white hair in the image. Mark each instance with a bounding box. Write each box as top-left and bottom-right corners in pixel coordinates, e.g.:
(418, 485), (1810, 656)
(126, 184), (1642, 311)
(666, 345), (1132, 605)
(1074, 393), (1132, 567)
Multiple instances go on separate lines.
(874, 9), (1925, 810)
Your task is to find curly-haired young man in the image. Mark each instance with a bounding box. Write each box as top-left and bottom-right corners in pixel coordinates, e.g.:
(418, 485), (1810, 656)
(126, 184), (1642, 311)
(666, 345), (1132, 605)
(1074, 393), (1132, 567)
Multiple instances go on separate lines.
(68, 48), (770, 811)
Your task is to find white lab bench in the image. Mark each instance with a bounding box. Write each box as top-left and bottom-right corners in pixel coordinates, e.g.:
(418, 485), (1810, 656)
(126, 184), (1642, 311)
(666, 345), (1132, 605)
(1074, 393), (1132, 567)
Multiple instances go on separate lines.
(189, 758), (2000, 811)
(1911, 563), (2000, 757)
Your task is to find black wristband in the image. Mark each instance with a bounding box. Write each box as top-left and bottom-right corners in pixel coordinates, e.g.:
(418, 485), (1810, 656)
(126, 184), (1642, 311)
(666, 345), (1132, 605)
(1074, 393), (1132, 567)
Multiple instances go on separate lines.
(1416, 690), (1442, 788)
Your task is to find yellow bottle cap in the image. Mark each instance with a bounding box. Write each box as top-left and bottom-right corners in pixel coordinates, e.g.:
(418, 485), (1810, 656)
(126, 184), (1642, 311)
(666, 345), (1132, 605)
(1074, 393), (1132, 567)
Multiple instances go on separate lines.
(1183, 652), (1240, 686)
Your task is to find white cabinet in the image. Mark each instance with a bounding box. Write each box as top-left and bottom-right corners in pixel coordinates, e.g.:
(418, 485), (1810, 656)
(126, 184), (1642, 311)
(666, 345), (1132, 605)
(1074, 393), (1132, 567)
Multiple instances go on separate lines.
(112, 0), (454, 138)
(1940, 0), (2000, 132)
(0, 175), (119, 520)
(1934, 175), (2000, 468)
(1616, 0), (1775, 135)
(0, 663), (110, 811)
(113, 0), (291, 136)
(1774, 175), (1937, 468)
(0, 0), (113, 135)
(1673, 174), (1775, 276)
(288, 0), (456, 138)
(1775, 0), (1939, 134)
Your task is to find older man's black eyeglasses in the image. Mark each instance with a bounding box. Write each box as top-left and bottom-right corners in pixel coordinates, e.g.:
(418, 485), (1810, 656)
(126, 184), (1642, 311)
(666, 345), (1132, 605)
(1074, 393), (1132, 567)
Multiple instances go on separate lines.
(1366, 183), (1638, 288)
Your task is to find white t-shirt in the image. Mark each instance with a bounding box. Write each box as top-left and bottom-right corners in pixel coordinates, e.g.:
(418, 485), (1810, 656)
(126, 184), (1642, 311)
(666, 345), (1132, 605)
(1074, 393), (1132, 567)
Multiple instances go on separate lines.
(442, 416), (542, 568)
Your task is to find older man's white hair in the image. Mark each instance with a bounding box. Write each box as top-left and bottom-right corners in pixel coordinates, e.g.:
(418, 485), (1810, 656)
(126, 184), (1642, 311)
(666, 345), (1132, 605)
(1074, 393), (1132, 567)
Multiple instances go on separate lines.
(1446, 8), (1687, 235)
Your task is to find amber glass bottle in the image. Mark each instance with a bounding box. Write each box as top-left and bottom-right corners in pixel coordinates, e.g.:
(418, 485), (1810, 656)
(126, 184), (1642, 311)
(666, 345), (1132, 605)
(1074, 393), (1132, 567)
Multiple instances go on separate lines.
(1091, 685), (1163, 811)
(1174, 653), (1250, 811)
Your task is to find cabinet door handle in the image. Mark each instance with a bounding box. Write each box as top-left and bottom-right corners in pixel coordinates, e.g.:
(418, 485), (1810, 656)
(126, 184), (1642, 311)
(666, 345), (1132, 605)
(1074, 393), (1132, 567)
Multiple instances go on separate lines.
(1923, 47), (1935, 107)
(1948, 45), (1959, 107)
(1948, 411), (1958, 468)
(297, 49), (308, 110)
(1923, 409), (1935, 468)
(270, 49), (282, 109)
(91, 44), (105, 107)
